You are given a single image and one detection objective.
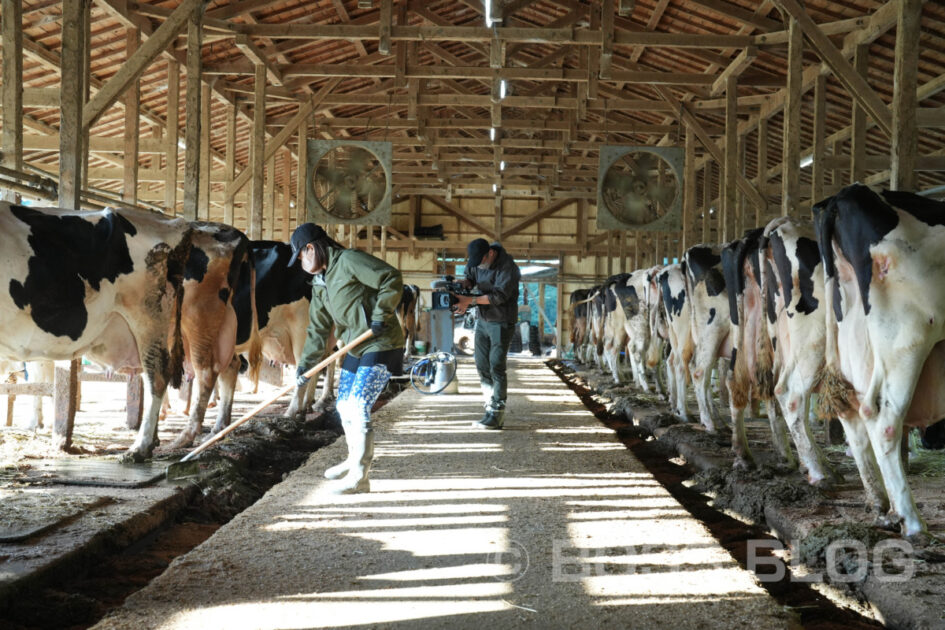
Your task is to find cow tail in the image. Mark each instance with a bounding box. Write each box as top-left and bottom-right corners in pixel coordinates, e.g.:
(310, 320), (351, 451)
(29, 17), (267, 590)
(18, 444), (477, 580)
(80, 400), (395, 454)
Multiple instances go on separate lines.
(813, 200), (855, 418)
(166, 232), (193, 390)
(247, 263), (264, 388)
(755, 245), (775, 398)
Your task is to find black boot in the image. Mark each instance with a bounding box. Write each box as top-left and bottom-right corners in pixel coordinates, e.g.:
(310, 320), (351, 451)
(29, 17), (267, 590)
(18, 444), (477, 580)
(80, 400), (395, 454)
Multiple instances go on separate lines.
(475, 408), (505, 430)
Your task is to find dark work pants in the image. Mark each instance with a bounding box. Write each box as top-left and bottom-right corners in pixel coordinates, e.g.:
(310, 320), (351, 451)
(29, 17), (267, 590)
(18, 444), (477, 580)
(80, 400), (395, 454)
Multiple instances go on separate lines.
(474, 319), (514, 411)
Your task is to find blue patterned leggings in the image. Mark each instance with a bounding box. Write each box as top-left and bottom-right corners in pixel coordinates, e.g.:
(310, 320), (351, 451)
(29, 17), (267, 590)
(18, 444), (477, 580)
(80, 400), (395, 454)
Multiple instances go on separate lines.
(336, 365), (391, 431)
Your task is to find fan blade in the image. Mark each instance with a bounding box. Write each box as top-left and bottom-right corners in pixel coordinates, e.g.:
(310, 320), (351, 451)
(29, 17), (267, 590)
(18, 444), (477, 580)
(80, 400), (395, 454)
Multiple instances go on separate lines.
(635, 152), (655, 175)
(333, 186), (356, 218)
(649, 181), (676, 207)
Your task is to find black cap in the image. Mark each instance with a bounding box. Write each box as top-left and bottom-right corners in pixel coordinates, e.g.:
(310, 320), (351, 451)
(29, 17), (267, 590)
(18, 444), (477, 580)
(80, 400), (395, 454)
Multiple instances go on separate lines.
(466, 238), (491, 268)
(288, 222), (328, 266)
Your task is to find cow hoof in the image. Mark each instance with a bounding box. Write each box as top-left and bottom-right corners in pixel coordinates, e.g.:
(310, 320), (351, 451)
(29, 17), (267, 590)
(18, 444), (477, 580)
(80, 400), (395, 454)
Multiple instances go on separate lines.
(906, 530), (943, 549)
(118, 449), (148, 464)
(873, 512), (902, 531)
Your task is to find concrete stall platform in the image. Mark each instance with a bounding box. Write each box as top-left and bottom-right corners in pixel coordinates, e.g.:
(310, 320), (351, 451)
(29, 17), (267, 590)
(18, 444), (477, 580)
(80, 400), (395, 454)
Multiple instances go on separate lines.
(94, 358), (791, 630)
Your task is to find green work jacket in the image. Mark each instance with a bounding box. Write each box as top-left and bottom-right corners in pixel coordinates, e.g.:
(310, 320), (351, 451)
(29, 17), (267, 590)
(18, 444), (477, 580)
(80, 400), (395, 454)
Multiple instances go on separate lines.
(299, 247), (405, 370)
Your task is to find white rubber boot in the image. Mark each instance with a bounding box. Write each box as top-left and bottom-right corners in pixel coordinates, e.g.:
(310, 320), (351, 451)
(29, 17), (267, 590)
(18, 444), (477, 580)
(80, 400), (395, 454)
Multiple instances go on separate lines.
(324, 418), (352, 480)
(332, 427), (374, 494)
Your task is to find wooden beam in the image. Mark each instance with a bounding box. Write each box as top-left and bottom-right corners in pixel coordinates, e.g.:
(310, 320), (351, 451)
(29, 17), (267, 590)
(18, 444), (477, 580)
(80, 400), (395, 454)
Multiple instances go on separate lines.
(1, 0), (23, 203)
(226, 77), (341, 199)
(199, 81), (211, 219)
(850, 44), (868, 183)
(710, 46), (757, 97)
(890, 0), (921, 191)
(755, 118), (767, 227)
(688, 0), (781, 32)
(265, 150), (275, 238)
(221, 103), (236, 225)
(250, 63), (266, 239)
(59, 0), (86, 210)
(206, 0), (282, 20)
(83, 0), (205, 130)
(122, 27), (140, 205)
(600, 0), (614, 79)
(181, 7), (202, 221)
(684, 125), (695, 252)
(235, 34), (284, 85)
(501, 197), (577, 240)
(811, 74), (826, 203)
(165, 59), (180, 214)
(773, 0), (892, 138)
(295, 119), (308, 226)
(782, 16), (802, 217)
(656, 86), (766, 212)
(723, 75), (737, 242)
(378, 0), (392, 56)
(423, 195), (496, 239)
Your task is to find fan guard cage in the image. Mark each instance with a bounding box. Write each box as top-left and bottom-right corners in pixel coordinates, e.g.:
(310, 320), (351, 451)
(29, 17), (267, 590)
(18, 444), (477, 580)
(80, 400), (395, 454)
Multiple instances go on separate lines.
(597, 145), (684, 231)
(306, 140), (392, 226)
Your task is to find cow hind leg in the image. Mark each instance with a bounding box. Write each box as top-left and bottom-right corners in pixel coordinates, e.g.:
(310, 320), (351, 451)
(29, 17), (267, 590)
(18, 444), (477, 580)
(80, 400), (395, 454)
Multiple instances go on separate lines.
(780, 390), (839, 486)
(171, 366), (216, 449)
(211, 356), (240, 434)
(765, 398), (796, 469)
(838, 413), (890, 521)
(691, 361), (723, 432)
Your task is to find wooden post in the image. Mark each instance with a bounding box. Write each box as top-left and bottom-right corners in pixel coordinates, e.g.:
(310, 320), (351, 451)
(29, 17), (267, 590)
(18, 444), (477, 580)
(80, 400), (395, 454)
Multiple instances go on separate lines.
(606, 231), (614, 276)
(1, 0), (23, 203)
(850, 44), (868, 183)
(59, 0), (86, 210)
(281, 149), (291, 237)
(165, 60), (180, 215)
(223, 102), (236, 225)
(556, 253), (565, 357)
(890, 0), (921, 191)
(122, 27), (140, 205)
(250, 63), (266, 239)
(683, 126), (695, 253)
(702, 162), (712, 243)
(265, 150), (275, 238)
(782, 16), (802, 217)
(811, 74), (827, 204)
(53, 360), (78, 451)
(723, 75), (738, 242)
(182, 7), (203, 221)
(199, 82), (211, 219)
(296, 119), (308, 226)
(755, 119), (768, 227)
(577, 198), (587, 258)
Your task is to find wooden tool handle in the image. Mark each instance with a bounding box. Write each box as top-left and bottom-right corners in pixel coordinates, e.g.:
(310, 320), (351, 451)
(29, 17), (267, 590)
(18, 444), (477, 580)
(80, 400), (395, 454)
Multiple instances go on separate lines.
(179, 328), (375, 463)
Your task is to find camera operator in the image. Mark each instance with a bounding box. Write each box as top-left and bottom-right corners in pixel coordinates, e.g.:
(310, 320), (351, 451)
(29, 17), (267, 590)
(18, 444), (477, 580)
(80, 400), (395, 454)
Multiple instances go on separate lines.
(452, 238), (521, 430)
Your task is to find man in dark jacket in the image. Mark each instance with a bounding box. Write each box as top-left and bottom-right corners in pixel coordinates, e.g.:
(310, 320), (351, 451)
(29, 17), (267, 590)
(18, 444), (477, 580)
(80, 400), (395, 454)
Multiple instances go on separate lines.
(453, 238), (521, 429)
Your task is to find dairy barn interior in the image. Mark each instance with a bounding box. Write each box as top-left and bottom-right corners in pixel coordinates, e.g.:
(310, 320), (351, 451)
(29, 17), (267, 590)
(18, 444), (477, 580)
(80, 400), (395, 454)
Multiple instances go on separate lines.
(1, 0), (945, 628)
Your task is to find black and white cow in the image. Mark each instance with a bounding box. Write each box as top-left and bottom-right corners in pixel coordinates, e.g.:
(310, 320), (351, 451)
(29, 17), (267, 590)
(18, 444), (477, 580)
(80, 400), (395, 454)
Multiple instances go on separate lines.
(683, 245), (731, 433)
(214, 240), (333, 432)
(658, 263), (694, 423)
(814, 183), (945, 537)
(1, 202), (192, 460)
(760, 217), (839, 485)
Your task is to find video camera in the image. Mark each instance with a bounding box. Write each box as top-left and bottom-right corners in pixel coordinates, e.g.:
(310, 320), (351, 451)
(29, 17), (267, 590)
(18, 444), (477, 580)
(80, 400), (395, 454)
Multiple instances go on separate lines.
(431, 275), (479, 312)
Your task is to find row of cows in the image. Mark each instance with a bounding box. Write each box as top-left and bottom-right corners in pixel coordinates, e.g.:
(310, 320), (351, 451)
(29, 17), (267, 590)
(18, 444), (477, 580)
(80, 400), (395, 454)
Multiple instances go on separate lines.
(0, 202), (421, 462)
(570, 184), (945, 539)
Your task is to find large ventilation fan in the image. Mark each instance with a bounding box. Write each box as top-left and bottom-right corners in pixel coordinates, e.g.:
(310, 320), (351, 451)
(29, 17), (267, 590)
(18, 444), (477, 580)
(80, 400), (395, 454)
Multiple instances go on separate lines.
(306, 140), (392, 225)
(597, 145), (683, 231)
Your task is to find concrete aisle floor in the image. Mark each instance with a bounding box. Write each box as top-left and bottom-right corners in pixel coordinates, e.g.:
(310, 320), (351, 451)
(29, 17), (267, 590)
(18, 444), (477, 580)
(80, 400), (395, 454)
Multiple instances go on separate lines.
(95, 357), (792, 630)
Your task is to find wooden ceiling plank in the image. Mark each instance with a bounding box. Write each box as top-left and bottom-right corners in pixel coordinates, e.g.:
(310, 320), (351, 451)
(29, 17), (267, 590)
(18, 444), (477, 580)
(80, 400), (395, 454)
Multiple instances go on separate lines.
(688, 0), (780, 32)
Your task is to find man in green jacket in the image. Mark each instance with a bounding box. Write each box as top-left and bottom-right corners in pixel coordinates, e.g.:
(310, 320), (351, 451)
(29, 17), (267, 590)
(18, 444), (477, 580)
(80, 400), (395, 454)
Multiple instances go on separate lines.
(289, 223), (404, 494)
(453, 238), (521, 430)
